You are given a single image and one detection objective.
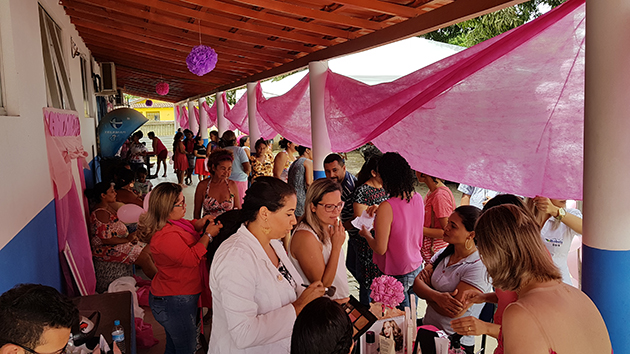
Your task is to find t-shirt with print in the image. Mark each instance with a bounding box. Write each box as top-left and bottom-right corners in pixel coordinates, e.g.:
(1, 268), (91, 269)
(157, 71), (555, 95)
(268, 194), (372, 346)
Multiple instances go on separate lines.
(541, 208), (582, 285)
(423, 248), (492, 347)
(421, 186), (455, 263)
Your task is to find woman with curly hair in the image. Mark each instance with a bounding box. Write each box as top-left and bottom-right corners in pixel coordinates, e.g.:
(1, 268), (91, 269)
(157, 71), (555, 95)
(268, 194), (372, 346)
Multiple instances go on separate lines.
(359, 152), (424, 309)
(193, 148), (241, 219)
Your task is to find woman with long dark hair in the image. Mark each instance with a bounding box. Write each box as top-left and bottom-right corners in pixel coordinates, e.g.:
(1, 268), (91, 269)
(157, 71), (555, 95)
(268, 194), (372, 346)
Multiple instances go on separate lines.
(359, 152), (424, 309)
(351, 155), (388, 305)
(209, 177), (325, 353)
(413, 206), (490, 354)
(220, 130), (250, 206)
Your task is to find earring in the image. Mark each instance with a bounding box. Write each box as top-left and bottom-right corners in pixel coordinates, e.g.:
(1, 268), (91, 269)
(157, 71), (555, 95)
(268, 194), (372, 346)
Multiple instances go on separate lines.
(465, 238), (473, 251)
(261, 218), (271, 235)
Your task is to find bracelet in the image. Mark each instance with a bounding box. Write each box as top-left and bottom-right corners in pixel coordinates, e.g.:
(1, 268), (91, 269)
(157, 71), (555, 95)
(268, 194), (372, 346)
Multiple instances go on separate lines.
(206, 233), (214, 243)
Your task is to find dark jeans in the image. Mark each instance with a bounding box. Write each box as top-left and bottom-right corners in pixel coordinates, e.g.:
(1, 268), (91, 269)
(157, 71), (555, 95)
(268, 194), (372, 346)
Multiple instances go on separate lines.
(392, 265), (422, 310)
(149, 292), (199, 354)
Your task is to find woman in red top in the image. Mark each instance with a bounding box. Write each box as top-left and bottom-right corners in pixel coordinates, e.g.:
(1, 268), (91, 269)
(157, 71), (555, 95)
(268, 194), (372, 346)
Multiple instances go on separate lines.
(148, 131), (168, 178)
(138, 182), (222, 354)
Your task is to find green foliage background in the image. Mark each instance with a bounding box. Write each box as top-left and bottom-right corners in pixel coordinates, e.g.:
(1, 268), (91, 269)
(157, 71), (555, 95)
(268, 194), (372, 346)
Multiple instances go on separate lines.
(424, 0), (566, 47)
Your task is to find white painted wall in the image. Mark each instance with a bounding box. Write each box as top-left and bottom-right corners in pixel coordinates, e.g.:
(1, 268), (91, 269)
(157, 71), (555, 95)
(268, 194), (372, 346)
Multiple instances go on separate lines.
(0, 0), (96, 246)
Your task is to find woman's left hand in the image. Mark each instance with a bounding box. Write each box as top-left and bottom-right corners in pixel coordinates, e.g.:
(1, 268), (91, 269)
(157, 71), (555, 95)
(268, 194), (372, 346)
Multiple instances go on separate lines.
(359, 225), (371, 239)
(533, 196), (559, 216)
(450, 316), (489, 336)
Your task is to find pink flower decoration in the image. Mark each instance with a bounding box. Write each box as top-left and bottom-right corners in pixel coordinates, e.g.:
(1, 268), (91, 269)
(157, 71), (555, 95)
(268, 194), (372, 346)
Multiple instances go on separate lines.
(156, 82), (169, 96)
(370, 275), (405, 309)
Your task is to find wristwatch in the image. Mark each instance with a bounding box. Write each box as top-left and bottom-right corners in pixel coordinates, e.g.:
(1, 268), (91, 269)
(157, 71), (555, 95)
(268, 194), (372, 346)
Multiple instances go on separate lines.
(556, 207), (566, 221)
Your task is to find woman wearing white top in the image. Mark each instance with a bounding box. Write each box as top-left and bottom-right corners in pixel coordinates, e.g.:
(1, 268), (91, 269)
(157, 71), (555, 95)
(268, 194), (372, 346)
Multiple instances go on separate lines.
(209, 177), (325, 354)
(527, 196), (582, 285)
(289, 178), (350, 301)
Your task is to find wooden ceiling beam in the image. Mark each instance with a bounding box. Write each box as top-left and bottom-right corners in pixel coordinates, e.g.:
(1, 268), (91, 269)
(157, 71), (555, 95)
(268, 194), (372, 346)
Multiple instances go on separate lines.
(88, 46), (238, 83)
(75, 25), (272, 71)
(81, 34), (258, 77)
(189, 0), (525, 99)
(64, 0), (318, 53)
(120, 0), (336, 47)
(179, 0), (358, 40)
(65, 9), (290, 63)
(231, 0), (383, 31)
(330, 0), (423, 18)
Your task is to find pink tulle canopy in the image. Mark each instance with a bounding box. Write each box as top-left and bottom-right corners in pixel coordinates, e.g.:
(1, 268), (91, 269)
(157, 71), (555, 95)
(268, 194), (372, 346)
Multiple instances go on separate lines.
(179, 0), (585, 199)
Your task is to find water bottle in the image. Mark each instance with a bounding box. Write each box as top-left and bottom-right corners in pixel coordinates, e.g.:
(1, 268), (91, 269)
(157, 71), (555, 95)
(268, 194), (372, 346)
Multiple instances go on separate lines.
(111, 320), (126, 354)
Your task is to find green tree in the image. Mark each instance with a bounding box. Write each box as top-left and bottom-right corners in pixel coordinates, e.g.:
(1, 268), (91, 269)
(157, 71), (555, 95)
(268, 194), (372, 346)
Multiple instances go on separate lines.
(424, 0), (566, 47)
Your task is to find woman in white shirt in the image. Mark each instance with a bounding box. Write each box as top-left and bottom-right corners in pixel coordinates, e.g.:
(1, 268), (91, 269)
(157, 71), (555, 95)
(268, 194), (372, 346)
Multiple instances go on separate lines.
(209, 177), (325, 354)
(289, 178), (350, 301)
(527, 197), (582, 285)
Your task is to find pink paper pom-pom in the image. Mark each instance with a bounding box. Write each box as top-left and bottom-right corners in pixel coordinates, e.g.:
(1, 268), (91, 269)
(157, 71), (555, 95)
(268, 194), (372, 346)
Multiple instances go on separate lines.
(156, 82), (169, 96)
(370, 275), (405, 308)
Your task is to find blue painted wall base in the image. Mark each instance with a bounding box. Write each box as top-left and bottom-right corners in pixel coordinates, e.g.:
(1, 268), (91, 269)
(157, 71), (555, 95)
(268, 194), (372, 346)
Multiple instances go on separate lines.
(0, 201), (62, 293)
(582, 245), (630, 352)
(314, 170), (326, 179)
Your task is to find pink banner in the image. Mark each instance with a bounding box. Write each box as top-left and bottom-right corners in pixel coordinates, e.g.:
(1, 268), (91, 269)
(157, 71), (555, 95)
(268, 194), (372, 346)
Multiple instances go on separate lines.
(256, 0), (585, 199)
(43, 107), (96, 295)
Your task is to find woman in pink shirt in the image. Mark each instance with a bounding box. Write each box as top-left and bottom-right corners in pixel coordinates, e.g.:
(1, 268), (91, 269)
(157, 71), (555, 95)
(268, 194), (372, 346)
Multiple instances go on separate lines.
(359, 152), (424, 309)
(416, 172), (455, 264)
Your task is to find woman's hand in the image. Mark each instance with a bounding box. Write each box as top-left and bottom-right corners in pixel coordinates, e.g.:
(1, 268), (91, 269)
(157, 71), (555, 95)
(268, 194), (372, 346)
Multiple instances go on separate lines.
(450, 316), (490, 336)
(418, 264), (433, 284)
(533, 196), (559, 216)
(365, 204), (379, 217)
(293, 281), (325, 315)
(359, 225), (371, 239)
(460, 289), (487, 306)
(195, 215), (215, 231)
(205, 220), (223, 238)
(327, 219), (346, 250)
(432, 289), (463, 317)
(126, 232), (138, 243)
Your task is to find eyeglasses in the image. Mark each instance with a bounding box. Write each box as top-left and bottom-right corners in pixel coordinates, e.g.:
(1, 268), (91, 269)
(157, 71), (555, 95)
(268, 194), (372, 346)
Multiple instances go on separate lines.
(318, 201), (345, 212)
(7, 341), (68, 354)
(173, 197), (186, 208)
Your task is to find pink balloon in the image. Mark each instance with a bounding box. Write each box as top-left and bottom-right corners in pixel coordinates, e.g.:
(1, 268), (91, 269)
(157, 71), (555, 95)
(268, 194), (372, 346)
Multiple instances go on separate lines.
(143, 191), (152, 211)
(117, 204), (144, 224)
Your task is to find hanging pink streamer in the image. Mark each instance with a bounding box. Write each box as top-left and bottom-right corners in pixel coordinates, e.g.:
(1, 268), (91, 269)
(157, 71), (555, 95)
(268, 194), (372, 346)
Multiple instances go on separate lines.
(257, 0), (585, 199)
(225, 83), (277, 139)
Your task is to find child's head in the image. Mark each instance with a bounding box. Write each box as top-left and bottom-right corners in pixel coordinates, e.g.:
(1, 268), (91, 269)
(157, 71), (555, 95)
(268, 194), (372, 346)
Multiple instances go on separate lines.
(136, 167), (148, 183)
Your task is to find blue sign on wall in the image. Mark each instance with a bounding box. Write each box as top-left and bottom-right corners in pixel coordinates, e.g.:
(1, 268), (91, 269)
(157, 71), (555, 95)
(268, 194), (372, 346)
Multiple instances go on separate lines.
(97, 108), (148, 157)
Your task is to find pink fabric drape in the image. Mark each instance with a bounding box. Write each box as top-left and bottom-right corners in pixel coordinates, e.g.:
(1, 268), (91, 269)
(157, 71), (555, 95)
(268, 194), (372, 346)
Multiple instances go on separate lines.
(225, 83), (277, 139)
(256, 0), (585, 200)
(176, 105), (190, 130)
(43, 107), (96, 295)
(202, 92), (235, 130)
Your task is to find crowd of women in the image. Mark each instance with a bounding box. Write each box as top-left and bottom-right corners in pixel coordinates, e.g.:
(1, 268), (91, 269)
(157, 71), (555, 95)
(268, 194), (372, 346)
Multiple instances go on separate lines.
(86, 131), (610, 354)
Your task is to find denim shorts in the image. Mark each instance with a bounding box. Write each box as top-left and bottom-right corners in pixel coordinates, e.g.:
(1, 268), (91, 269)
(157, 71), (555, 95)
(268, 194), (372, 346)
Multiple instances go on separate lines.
(149, 293), (199, 354)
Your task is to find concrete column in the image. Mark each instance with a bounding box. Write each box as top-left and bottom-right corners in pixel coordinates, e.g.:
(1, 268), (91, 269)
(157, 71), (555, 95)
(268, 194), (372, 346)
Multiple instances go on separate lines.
(216, 91), (229, 136)
(198, 97), (209, 145)
(583, 0), (630, 351)
(309, 61), (331, 179)
(247, 82), (261, 146)
(188, 100), (198, 135)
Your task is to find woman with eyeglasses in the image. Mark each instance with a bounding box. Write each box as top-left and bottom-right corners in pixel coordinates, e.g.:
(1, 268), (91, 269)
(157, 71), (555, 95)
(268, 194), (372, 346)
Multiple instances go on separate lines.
(289, 178), (350, 301)
(209, 177), (325, 353)
(137, 182), (222, 354)
(359, 152), (424, 309)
